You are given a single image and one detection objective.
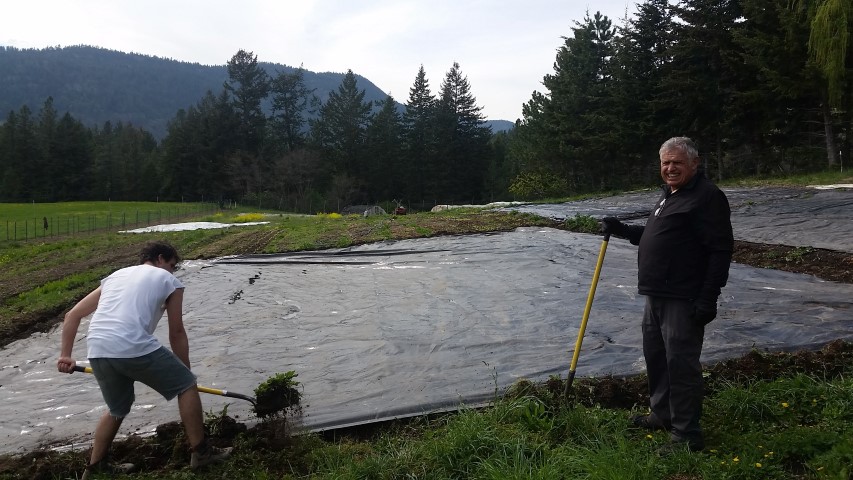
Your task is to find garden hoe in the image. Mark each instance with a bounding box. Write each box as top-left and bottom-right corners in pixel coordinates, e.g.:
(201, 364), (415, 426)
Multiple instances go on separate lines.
(564, 232), (610, 398)
(72, 365), (276, 415)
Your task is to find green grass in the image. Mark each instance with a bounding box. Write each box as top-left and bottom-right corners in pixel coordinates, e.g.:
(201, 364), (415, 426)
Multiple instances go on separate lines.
(0, 201), (217, 241)
(724, 169), (853, 187)
(66, 370), (849, 479)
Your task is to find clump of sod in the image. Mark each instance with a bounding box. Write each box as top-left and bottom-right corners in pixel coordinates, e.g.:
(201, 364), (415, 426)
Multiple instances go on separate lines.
(253, 371), (301, 418)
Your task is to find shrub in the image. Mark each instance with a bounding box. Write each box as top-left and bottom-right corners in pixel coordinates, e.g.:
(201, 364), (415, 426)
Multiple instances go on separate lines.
(509, 172), (568, 200)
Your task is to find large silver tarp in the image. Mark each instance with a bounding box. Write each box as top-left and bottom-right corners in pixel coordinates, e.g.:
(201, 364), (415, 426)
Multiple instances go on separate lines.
(507, 186), (853, 253)
(1, 186), (851, 454)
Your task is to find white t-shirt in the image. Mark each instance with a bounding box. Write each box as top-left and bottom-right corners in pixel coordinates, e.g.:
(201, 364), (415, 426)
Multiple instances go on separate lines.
(86, 264), (184, 358)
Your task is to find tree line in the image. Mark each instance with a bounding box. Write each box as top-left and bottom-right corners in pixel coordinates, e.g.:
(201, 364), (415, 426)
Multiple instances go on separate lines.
(513, 0), (850, 196)
(1, 0), (849, 209)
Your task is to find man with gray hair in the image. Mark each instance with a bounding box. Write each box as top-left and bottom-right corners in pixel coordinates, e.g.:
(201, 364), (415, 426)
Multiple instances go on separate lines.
(601, 137), (733, 452)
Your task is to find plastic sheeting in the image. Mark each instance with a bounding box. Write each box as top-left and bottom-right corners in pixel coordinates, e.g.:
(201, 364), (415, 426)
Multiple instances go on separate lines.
(507, 185), (853, 253)
(2, 187), (853, 454)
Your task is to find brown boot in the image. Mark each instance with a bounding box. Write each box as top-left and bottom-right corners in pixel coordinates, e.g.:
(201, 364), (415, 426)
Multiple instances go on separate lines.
(80, 456), (136, 479)
(190, 437), (233, 469)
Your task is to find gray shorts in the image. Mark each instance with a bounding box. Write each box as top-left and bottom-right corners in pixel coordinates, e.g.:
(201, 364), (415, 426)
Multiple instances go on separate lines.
(89, 347), (197, 418)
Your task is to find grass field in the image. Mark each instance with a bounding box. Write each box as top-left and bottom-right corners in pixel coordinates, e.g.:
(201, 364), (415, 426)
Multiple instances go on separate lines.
(0, 201), (218, 241)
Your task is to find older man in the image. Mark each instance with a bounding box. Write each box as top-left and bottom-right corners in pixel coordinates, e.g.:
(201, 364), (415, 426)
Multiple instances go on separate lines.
(602, 137), (733, 451)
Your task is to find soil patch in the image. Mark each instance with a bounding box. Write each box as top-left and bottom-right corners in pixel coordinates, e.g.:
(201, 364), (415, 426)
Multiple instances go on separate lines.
(731, 240), (853, 284)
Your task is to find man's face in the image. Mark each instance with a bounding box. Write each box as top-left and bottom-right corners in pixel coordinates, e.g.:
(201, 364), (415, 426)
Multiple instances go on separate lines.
(660, 148), (699, 191)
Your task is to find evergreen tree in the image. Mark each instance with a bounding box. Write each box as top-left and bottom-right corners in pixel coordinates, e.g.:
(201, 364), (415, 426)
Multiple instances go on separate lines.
(52, 112), (93, 200)
(36, 97), (59, 201)
(91, 121), (157, 200)
(225, 49), (270, 155)
(161, 90), (239, 203)
(0, 111), (21, 201)
(483, 129), (519, 202)
(519, 11), (618, 193)
(434, 62), (491, 202)
(613, 0), (673, 184)
(269, 66), (319, 153)
(364, 95), (404, 201)
(731, 0), (809, 175)
(310, 70), (373, 180)
(0, 106), (40, 201)
(659, 0), (743, 179)
(401, 65), (437, 203)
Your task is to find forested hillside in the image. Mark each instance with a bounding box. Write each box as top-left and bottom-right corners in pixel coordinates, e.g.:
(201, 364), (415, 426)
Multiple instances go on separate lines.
(0, 0), (850, 212)
(0, 45), (391, 140)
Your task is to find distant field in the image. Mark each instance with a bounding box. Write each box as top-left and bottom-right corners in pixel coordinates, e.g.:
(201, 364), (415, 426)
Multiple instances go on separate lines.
(0, 201), (216, 241)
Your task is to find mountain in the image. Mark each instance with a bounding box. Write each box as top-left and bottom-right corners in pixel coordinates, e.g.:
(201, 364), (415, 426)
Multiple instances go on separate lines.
(486, 120), (514, 132)
(0, 45), (514, 139)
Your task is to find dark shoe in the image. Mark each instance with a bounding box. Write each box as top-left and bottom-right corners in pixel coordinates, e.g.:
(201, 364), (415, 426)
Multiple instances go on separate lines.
(667, 433), (705, 452)
(629, 414), (671, 432)
(80, 458), (136, 479)
(191, 442), (233, 469)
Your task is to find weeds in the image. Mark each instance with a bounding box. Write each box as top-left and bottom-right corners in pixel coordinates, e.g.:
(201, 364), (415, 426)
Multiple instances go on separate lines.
(785, 246), (815, 262)
(232, 212), (266, 223)
(253, 371), (301, 418)
(563, 214), (600, 233)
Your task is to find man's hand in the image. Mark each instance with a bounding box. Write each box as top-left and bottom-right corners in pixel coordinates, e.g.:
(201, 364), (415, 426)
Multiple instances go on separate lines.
(692, 300), (717, 325)
(57, 356), (77, 374)
(601, 217), (627, 237)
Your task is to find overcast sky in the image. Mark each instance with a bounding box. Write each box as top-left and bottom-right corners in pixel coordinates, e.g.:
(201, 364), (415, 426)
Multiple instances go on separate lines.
(3, 0), (634, 122)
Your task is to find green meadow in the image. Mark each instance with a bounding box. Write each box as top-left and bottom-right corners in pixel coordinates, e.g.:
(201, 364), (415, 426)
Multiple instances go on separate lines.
(0, 201), (217, 241)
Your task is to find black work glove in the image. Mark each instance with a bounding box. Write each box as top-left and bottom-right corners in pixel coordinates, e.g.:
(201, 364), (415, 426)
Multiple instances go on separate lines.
(692, 300), (717, 325)
(601, 217), (628, 237)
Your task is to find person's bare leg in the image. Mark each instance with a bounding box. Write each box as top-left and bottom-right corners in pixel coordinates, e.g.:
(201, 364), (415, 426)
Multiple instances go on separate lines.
(177, 387), (205, 448)
(89, 411), (124, 465)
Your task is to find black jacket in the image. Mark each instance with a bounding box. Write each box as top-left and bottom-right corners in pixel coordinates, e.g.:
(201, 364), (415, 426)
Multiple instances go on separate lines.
(623, 173), (733, 302)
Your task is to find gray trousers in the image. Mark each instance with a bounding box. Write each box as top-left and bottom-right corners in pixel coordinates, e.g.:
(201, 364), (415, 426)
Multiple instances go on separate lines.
(642, 296), (705, 442)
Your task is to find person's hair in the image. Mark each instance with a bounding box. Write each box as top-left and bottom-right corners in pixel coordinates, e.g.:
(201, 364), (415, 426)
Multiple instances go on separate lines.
(139, 241), (180, 265)
(659, 137), (699, 161)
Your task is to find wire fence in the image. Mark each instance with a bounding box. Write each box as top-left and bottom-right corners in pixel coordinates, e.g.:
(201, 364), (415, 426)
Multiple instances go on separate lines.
(1, 203), (218, 242)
